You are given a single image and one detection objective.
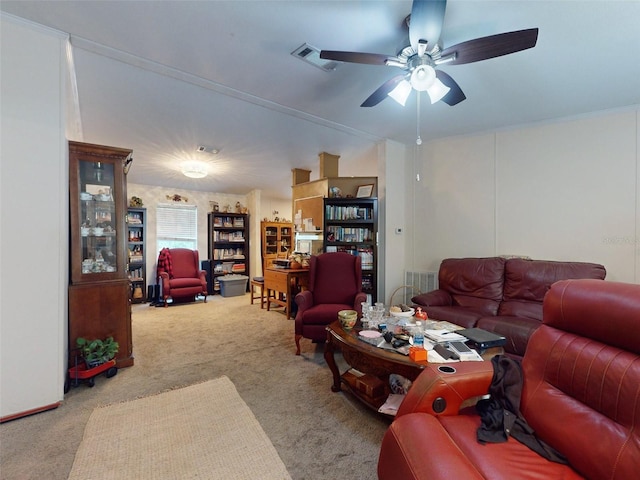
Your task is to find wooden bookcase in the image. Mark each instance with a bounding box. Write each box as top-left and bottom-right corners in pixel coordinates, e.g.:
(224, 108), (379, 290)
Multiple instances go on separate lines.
(207, 212), (250, 294)
(127, 207), (146, 303)
(323, 197), (378, 302)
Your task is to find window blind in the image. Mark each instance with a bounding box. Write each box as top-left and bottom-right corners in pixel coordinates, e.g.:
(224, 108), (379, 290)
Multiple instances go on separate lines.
(156, 203), (197, 250)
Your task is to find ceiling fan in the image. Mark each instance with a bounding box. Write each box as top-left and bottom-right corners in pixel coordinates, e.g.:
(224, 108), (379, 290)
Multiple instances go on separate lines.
(320, 0), (538, 108)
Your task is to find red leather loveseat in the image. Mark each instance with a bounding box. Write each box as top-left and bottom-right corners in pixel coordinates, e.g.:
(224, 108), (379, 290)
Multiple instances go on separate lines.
(378, 279), (640, 479)
(411, 257), (606, 357)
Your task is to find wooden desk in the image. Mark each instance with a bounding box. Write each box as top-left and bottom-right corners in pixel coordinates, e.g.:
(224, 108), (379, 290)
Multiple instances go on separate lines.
(264, 267), (309, 319)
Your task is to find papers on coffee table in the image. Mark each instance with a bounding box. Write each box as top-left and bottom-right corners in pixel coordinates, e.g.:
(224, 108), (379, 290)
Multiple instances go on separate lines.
(427, 347), (483, 363)
(423, 329), (467, 343)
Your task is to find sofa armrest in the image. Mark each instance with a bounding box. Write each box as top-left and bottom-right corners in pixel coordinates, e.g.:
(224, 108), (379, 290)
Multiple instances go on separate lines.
(158, 271), (170, 290)
(412, 289), (453, 307)
(353, 292), (368, 316)
(396, 361), (494, 418)
(294, 290), (314, 315)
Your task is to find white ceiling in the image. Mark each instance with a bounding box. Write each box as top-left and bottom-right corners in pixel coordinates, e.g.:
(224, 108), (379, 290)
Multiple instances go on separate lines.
(3, 1), (640, 199)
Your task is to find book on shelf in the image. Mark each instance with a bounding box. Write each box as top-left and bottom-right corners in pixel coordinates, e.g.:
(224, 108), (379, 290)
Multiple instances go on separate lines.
(325, 205), (373, 221)
(326, 226), (372, 243)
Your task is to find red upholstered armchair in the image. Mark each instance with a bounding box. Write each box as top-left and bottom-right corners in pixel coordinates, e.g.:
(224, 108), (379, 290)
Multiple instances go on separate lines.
(157, 248), (207, 307)
(294, 252), (367, 355)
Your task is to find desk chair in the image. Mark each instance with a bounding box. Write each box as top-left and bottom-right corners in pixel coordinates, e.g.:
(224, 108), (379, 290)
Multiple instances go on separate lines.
(250, 276), (265, 308)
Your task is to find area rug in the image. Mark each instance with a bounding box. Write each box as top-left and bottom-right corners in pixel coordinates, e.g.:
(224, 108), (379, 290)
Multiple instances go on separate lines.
(68, 376), (291, 479)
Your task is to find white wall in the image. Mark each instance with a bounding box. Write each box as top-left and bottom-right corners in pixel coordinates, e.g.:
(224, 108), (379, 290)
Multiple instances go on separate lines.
(409, 107), (640, 283)
(127, 183), (291, 281)
(1, 15), (68, 419)
(379, 140), (410, 304)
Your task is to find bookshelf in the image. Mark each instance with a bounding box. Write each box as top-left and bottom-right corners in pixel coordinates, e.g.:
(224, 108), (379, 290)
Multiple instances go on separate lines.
(323, 197), (378, 302)
(207, 212), (250, 294)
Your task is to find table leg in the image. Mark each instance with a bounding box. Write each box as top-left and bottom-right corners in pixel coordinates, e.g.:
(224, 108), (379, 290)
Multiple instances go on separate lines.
(285, 275), (292, 319)
(324, 330), (342, 393)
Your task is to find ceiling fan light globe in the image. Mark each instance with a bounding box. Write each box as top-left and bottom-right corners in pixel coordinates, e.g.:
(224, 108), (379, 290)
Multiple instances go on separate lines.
(410, 64), (436, 91)
(387, 80), (412, 106)
(426, 77), (451, 104)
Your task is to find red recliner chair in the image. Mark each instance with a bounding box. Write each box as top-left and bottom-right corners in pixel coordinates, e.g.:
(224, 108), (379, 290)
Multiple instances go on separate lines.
(157, 248), (207, 307)
(294, 252), (367, 355)
(378, 279), (640, 479)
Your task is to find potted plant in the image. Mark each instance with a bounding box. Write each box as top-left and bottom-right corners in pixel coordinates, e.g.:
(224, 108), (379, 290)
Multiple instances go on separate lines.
(76, 336), (119, 369)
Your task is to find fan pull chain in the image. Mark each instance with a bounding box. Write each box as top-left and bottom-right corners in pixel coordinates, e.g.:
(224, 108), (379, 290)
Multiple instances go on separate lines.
(416, 92), (422, 145)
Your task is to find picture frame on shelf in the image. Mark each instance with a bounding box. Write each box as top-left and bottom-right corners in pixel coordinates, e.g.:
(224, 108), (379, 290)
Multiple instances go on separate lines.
(356, 184), (374, 198)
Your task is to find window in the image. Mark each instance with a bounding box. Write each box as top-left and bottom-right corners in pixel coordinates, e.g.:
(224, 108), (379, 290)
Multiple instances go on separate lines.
(156, 204), (197, 251)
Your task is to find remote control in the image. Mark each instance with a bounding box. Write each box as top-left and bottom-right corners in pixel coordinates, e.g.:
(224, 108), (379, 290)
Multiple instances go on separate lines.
(448, 341), (473, 355)
(434, 344), (458, 360)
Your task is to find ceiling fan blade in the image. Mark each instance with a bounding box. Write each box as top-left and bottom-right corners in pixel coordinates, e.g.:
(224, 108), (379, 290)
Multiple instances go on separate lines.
(435, 70), (466, 106)
(320, 50), (391, 65)
(361, 75), (406, 107)
(440, 28), (538, 65)
(409, 0), (447, 51)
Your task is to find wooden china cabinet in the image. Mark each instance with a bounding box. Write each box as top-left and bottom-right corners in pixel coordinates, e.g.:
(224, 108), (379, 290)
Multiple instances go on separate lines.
(261, 221), (293, 269)
(68, 141), (134, 368)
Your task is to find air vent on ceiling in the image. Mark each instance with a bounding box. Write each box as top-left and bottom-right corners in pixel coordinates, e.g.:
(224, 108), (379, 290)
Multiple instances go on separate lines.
(291, 43), (337, 72)
(196, 145), (219, 154)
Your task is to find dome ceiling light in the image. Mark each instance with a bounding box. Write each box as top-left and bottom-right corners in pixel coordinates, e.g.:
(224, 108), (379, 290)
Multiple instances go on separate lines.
(181, 161), (208, 179)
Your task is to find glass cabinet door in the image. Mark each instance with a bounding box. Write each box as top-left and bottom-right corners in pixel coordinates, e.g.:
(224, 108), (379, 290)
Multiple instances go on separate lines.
(69, 141), (130, 284)
(78, 160), (118, 274)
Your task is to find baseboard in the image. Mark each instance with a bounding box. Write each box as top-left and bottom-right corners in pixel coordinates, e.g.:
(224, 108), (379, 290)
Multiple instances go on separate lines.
(0, 402), (61, 423)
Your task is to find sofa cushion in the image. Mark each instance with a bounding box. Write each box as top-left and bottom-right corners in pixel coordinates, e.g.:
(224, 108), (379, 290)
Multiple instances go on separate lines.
(437, 257), (506, 315)
(498, 259), (606, 319)
(476, 316), (540, 357)
(419, 306), (484, 329)
(439, 415), (583, 479)
(298, 303), (354, 325)
(379, 413), (582, 480)
(169, 248), (199, 278)
(169, 277), (206, 289)
(310, 253), (361, 305)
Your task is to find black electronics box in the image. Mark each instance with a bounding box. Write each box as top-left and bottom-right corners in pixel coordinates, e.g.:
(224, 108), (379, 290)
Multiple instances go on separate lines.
(457, 328), (506, 350)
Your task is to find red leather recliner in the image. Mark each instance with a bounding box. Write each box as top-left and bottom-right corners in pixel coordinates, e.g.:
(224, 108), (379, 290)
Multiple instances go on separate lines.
(378, 279), (640, 479)
(157, 248), (207, 307)
(294, 252), (367, 355)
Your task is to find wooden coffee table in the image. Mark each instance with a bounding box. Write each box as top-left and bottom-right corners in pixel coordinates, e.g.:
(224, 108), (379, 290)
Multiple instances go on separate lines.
(324, 321), (430, 412)
(324, 321), (502, 413)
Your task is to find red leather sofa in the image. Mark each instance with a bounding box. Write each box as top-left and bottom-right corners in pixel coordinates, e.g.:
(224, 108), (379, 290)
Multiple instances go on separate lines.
(378, 279), (640, 479)
(411, 257), (606, 357)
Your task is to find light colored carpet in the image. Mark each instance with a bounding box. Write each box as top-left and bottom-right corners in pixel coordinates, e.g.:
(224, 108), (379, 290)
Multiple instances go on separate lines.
(1, 294), (389, 479)
(68, 376), (291, 480)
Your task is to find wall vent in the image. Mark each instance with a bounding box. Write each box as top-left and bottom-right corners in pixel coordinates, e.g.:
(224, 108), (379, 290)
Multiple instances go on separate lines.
(402, 271), (439, 304)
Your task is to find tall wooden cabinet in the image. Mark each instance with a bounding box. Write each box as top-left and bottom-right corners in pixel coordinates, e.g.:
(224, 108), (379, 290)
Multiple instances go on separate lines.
(323, 197), (378, 302)
(68, 141), (134, 368)
(127, 207), (146, 303)
(208, 212), (250, 294)
(261, 221), (293, 269)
